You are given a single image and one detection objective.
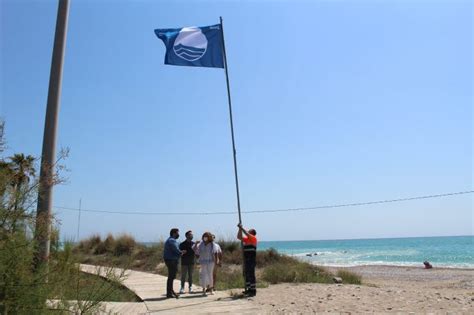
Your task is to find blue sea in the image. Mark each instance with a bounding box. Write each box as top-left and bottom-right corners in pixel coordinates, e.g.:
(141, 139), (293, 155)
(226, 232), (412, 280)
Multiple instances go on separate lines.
(258, 235), (473, 268)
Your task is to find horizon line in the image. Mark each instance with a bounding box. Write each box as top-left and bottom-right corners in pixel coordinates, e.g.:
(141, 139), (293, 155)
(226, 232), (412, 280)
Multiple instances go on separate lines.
(133, 234), (472, 244)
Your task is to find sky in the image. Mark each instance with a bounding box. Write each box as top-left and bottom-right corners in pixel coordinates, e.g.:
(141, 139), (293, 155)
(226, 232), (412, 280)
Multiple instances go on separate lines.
(1, 0), (472, 242)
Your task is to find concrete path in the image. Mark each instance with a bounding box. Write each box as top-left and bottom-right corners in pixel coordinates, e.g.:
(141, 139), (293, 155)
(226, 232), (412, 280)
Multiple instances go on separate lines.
(80, 264), (265, 314)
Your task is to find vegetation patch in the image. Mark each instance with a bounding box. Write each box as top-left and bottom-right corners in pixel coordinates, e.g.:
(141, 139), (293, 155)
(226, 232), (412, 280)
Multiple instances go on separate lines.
(73, 235), (362, 290)
(50, 272), (141, 302)
(262, 261), (333, 284)
(336, 269), (362, 285)
(0, 133), (133, 314)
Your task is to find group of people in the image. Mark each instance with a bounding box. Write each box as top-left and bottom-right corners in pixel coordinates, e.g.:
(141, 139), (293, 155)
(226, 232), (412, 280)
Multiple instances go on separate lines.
(163, 223), (258, 299)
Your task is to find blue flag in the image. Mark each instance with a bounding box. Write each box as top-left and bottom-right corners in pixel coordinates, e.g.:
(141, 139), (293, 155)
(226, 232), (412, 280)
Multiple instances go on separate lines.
(154, 24), (224, 69)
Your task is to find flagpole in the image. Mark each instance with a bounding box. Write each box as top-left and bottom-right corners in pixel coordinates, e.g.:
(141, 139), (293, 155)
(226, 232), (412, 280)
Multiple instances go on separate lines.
(219, 16), (243, 226)
(220, 16), (248, 291)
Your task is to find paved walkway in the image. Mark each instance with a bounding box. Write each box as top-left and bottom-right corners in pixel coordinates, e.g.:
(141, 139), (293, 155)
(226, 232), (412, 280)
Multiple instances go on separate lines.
(80, 264), (264, 314)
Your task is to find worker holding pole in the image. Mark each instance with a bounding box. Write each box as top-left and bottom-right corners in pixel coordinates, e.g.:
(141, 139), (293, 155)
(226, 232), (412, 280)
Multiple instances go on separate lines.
(237, 223), (258, 296)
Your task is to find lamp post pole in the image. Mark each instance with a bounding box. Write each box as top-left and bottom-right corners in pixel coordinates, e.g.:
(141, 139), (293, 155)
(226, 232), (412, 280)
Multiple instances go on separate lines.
(34, 0), (70, 270)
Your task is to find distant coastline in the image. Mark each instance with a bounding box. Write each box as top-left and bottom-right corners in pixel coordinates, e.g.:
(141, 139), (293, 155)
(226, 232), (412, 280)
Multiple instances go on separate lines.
(258, 234), (473, 243)
(140, 235), (473, 269)
(310, 262), (474, 270)
(258, 235), (474, 269)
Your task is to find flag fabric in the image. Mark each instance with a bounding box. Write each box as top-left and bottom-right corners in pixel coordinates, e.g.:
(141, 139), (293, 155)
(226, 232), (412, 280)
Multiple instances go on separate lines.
(154, 24), (224, 68)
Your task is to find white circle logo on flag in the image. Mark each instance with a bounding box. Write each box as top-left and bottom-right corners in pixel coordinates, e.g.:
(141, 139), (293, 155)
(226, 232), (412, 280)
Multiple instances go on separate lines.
(173, 27), (208, 61)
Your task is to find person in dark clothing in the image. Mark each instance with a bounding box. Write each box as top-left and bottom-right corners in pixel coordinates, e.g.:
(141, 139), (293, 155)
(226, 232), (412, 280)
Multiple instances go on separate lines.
(179, 230), (195, 294)
(163, 228), (186, 298)
(237, 223), (258, 297)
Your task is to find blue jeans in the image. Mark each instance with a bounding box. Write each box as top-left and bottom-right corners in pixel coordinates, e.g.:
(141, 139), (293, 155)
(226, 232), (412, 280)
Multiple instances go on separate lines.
(180, 264), (194, 288)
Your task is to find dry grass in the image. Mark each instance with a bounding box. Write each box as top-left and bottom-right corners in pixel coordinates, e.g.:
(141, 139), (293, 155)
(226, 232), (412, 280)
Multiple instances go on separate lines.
(76, 234), (102, 254)
(75, 234), (143, 257)
(113, 234), (136, 256)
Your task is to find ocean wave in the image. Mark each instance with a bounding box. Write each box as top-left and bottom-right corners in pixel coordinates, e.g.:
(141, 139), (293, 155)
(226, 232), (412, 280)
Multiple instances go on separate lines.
(175, 51), (204, 60)
(173, 44), (207, 61)
(174, 44), (206, 53)
(288, 250), (474, 269)
(174, 48), (203, 57)
(260, 236), (474, 269)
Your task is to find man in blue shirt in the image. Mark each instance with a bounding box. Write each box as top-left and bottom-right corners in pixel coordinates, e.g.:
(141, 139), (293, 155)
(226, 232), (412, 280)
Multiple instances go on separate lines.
(163, 228), (186, 298)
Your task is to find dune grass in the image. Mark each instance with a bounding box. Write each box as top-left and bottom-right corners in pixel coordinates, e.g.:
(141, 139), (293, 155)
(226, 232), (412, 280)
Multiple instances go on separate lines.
(73, 234), (362, 289)
(336, 269), (362, 285)
(262, 261), (333, 284)
(49, 272), (141, 302)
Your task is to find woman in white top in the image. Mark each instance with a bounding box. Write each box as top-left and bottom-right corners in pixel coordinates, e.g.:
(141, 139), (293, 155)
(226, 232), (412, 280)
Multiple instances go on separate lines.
(193, 231), (219, 295)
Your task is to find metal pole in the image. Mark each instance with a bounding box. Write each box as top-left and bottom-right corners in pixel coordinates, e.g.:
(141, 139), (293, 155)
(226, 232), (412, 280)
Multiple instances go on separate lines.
(76, 198), (82, 242)
(219, 16), (243, 225)
(34, 0), (70, 270)
(220, 17), (248, 289)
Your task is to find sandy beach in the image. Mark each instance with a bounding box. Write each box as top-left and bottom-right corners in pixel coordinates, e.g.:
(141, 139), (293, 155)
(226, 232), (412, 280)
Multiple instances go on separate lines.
(248, 265), (474, 313)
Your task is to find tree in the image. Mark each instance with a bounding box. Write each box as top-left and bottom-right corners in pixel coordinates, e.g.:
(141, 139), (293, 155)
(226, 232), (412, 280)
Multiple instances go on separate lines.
(0, 161), (13, 200)
(3, 154), (36, 232)
(9, 153), (36, 191)
(0, 120), (5, 154)
(0, 130), (121, 313)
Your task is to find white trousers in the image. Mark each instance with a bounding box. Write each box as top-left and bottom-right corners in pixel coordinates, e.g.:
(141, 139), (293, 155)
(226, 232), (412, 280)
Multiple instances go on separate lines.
(199, 262), (215, 288)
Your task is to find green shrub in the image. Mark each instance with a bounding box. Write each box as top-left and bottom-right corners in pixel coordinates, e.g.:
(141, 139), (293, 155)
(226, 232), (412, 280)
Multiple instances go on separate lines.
(257, 248), (295, 267)
(113, 234), (136, 256)
(0, 144), (131, 313)
(72, 234), (362, 290)
(262, 262), (295, 284)
(222, 247), (243, 265)
(0, 231), (48, 313)
(50, 227), (61, 254)
(94, 242), (107, 255)
(214, 266), (245, 290)
(93, 234), (115, 255)
(218, 240), (240, 253)
(73, 236), (162, 271)
(222, 246), (297, 267)
(336, 269), (362, 285)
(262, 261), (332, 284)
(103, 234), (115, 252)
(132, 243), (163, 271)
(77, 234), (102, 254)
(54, 272), (141, 302)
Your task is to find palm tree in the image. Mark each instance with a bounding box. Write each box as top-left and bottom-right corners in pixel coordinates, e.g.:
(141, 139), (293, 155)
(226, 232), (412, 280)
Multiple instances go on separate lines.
(7, 154), (36, 231)
(0, 160), (13, 196)
(9, 153), (36, 190)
